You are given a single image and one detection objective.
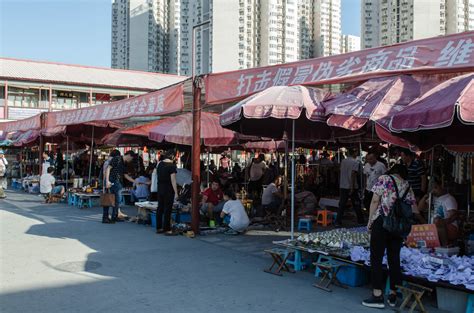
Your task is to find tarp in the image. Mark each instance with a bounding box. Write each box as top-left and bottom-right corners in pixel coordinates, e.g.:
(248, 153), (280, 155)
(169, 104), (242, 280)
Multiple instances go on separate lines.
(149, 112), (250, 147)
(205, 31), (474, 105)
(45, 83), (184, 128)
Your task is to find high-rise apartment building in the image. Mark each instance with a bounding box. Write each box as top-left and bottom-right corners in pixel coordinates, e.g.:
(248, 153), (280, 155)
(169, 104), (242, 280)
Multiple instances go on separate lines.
(341, 34), (361, 53)
(112, 0), (344, 75)
(314, 0), (342, 57)
(446, 0), (474, 34)
(361, 0), (474, 49)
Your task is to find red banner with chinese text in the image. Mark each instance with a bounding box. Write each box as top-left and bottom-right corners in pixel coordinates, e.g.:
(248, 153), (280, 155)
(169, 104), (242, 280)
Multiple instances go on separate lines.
(0, 114), (42, 133)
(205, 31), (474, 105)
(45, 83), (184, 128)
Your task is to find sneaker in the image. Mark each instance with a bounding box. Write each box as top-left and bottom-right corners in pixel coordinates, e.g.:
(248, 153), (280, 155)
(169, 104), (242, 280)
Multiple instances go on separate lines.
(362, 295), (385, 309)
(387, 294), (397, 308)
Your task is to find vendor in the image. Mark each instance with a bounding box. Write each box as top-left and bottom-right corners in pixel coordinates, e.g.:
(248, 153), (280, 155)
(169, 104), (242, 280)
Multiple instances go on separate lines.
(418, 178), (459, 246)
(40, 166), (65, 202)
(132, 171), (151, 202)
(219, 153), (230, 172)
(261, 175), (283, 214)
(200, 180), (225, 223)
(220, 189), (250, 234)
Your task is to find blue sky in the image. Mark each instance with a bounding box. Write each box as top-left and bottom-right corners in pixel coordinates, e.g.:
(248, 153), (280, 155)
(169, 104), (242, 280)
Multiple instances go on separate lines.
(1, 0), (361, 68)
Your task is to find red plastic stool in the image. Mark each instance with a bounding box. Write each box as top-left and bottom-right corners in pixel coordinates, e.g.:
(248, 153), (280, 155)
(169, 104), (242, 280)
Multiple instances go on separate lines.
(316, 209), (333, 227)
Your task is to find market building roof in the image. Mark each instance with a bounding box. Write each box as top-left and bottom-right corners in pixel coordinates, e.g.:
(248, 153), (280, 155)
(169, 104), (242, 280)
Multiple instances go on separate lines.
(0, 57), (189, 91)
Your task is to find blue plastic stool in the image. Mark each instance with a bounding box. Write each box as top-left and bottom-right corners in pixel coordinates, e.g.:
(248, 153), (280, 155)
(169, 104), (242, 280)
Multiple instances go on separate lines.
(285, 250), (312, 271)
(298, 218), (312, 231)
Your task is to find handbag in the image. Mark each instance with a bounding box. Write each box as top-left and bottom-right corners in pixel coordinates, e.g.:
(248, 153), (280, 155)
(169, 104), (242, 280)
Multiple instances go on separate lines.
(100, 186), (115, 207)
(382, 175), (414, 238)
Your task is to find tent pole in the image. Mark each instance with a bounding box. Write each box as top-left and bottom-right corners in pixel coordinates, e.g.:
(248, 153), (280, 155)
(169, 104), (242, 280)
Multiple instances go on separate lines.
(88, 126), (94, 184)
(284, 134), (289, 200)
(66, 136), (69, 191)
(207, 149), (210, 188)
(427, 148), (435, 223)
(191, 79), (202, 234)
(291, 120), (295, 240)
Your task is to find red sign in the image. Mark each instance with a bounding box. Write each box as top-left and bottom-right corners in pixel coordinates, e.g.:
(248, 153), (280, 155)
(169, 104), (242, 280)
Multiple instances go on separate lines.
(46, 83), (184, 128)
(204, 31), (474, 105)
(406, 224), (441, 248)
(0, 114), (42, 133)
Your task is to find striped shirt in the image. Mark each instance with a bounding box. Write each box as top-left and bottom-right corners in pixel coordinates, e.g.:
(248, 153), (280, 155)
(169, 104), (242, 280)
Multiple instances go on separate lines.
(406, 159), (425, 192)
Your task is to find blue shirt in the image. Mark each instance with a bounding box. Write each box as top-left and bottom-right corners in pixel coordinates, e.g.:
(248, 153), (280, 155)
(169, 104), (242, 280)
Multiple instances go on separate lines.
(133, 176), (150, 199)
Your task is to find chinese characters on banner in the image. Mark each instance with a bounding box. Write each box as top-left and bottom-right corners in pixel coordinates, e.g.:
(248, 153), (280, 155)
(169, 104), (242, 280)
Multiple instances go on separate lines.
(0, 114), (42, 133)
(204, 32), (474, 105)
(46, 83), (184, 128)
(406, 224), (441, 248)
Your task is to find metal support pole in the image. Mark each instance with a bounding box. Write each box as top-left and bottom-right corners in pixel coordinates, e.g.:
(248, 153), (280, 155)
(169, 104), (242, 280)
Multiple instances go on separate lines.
(88, 126), (95, 184)
(66, 136), (69, 191)
(284, 133), (289, 200)
(39, 113), (45, 175)
(206, 149), (210, 188)
(427, 149), (435, 223)
(191, 80), (202, 234)
(291, 120), (296, 240)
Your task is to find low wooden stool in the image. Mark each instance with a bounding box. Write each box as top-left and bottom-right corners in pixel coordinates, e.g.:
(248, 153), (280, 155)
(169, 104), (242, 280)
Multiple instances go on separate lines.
(397, 282), (432, 313)
(263, 248), (295, 276)
(313, 259), (347, 292)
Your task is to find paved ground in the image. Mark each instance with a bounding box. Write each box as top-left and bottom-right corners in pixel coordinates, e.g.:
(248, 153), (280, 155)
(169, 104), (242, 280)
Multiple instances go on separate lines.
(0, 190), (447, 313)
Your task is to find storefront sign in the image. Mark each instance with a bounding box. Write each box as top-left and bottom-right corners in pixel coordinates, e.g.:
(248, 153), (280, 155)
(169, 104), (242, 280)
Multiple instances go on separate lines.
(406, 224), (441, 248)
(46, 83), (184, 127)
(204, 31), (474, 105)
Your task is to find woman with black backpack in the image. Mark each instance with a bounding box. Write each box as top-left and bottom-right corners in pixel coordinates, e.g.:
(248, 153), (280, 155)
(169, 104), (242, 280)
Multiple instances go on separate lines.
(363, 164), (419, 309)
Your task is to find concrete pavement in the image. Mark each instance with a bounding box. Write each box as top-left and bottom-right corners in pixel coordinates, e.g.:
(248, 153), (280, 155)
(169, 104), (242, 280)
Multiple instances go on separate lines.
(0, 190), (446, 313)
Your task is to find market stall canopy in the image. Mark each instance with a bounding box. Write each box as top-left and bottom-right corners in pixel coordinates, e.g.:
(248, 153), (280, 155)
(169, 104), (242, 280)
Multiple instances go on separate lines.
(204, 31), (474, 105)
(100, 120), (165, 147)
(390, 73), (474, 131)
(149, 112), (252, 147)
(219, 85), (360, 141)
(45, 83), (185, 128)
(324, 75), (437, 131)
(243, 140), (287, 152)
(387, 73), (474, 150)
(376, 73), (474, 151)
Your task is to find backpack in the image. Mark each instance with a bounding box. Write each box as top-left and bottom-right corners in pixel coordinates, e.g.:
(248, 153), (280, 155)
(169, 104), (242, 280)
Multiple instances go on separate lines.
(382, 175), (414, 238)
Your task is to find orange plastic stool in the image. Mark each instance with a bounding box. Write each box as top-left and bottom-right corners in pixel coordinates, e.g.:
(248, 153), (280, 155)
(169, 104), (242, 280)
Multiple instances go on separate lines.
(316, 209), (333, 227)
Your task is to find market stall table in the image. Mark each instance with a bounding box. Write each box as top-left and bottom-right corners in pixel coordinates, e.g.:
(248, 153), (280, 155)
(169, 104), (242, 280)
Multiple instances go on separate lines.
(134, 201), (158, 223)
(74, 192), (101, 208)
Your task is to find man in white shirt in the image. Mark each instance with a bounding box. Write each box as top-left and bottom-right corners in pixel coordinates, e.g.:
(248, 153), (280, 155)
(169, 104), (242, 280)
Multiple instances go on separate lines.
(40, 167), (64, 202)
(419, 178), (459, 246)
(336, 148), (364, 226)
(363, 153), (387, 211)
(221, 189), (249, 233)
(261, 176), (283, 214)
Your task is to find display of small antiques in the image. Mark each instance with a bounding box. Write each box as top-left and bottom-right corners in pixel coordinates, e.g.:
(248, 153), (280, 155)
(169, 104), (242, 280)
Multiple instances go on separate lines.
(297, 227), (370, 249)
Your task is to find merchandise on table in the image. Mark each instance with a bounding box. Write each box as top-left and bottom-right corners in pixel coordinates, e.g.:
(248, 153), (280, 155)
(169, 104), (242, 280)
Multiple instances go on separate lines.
(297, 227), (370, 249)
(350, 246), (474, 290)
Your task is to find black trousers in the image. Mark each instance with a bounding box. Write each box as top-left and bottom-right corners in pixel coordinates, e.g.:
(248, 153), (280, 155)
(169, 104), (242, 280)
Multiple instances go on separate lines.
(157, 190), (174, 232)
(337, 188), (364, 224)
(364, 190), (374, 211)
(370, 216), (403, 292)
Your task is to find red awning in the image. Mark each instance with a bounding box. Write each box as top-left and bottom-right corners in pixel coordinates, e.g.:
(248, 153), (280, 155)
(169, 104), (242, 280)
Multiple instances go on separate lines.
(204, 31), (474, 105)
